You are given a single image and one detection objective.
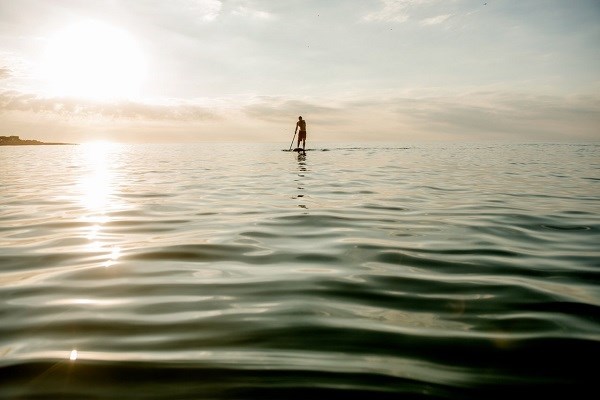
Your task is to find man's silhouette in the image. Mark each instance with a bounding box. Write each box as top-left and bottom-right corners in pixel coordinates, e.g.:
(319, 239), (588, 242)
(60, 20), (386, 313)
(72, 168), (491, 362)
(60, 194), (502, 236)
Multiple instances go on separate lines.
(295, 116), (307, 149)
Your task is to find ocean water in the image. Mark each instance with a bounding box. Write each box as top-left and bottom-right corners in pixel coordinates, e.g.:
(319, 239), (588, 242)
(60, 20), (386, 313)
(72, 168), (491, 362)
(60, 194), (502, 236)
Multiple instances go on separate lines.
(0, 142), (598, 399)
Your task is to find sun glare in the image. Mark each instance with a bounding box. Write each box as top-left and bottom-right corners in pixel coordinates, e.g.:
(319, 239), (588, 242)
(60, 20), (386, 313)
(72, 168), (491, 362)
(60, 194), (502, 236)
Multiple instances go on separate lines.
(42, 21), (146, 100)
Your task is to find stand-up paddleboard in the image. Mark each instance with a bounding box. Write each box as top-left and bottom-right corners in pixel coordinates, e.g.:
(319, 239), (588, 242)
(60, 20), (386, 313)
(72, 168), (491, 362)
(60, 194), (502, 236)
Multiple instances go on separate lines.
(293, 147), (306, 153)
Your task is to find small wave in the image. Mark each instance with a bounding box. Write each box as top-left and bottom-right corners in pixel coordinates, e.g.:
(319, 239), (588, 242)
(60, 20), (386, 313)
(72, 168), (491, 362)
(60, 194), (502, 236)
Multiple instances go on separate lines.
(1, 142), (599, 399)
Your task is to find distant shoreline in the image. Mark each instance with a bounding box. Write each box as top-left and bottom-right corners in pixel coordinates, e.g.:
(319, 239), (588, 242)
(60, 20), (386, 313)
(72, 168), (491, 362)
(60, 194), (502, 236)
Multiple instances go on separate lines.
(0, 143), (77, 146)
(0, 136), (77, 146)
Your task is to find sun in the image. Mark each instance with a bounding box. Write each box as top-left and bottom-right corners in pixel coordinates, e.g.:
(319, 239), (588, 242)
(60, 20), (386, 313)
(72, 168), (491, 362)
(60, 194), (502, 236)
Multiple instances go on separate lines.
(42, 21), (147, 100)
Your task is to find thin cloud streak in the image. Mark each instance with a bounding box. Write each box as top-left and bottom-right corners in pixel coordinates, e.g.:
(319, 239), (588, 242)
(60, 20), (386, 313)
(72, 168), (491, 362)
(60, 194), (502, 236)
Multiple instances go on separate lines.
(0, 91), (219, 121)
(0, 67), (11, 79)
(231, 6), (273, 20)
(363, 0), (436, 23)
(420, 14), (452, 25)
(181, 0), (222, 22)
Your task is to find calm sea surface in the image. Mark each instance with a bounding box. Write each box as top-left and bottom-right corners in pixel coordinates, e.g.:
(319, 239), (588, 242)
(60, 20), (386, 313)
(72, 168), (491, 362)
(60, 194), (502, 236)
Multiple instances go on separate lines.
(1, 142), (599, 399)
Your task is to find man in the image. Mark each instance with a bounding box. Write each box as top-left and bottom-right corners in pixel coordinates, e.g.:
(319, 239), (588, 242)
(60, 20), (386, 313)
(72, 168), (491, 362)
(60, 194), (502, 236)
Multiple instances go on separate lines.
(295, 116), (307, 150)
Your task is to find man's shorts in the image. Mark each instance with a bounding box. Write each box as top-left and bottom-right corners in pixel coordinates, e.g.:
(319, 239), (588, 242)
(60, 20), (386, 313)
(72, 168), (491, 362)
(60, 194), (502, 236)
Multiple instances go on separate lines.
(299, 131), (307, 140)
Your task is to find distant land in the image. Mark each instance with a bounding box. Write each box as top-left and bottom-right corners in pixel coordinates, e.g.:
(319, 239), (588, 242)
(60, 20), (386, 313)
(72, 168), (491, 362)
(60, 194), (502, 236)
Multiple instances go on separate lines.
(0, 135), (76, 146)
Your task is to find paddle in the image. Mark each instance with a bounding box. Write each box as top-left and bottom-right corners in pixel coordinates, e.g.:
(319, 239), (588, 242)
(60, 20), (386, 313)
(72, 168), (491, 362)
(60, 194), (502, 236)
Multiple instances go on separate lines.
(288, 130), (297, 151)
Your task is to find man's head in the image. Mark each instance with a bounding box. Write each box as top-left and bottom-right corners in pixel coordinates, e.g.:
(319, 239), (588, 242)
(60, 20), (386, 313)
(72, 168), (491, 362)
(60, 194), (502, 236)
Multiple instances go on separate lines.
(298, 116), (303, 120)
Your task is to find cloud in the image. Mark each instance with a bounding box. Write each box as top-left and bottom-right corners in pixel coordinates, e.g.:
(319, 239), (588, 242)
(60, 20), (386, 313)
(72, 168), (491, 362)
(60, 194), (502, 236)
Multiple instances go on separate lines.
(132, 0), (222, 25)
(363, 0), (434, 23)
(0, 67), (11, 79)
(184, 0), (222, 22)
(391, 92), (600, 140)
(0, 91), (220, 122)
(245, 97), (344, 124)
(174, 0), (275, 22)
(420, 14), (452, 25)
(2, 90), (598, 142)
(244, 92), (600, 141)
(364, 0), (457, 26)
(231, 5), (273, 20)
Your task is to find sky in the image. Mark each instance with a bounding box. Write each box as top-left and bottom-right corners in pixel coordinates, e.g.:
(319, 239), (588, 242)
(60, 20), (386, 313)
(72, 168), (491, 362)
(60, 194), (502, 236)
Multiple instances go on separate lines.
(1, 0), (599, 143)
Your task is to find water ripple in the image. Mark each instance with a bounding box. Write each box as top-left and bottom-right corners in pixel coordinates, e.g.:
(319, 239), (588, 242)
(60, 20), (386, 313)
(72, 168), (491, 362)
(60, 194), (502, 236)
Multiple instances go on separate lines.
(1, 143), (598, 399)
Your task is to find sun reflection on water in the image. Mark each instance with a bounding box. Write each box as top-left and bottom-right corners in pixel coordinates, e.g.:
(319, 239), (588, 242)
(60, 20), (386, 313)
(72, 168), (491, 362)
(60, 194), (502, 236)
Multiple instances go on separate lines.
(80, 142), (114, 212)
(78, 142), (125, 268)
(102, 246), (121, 267)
